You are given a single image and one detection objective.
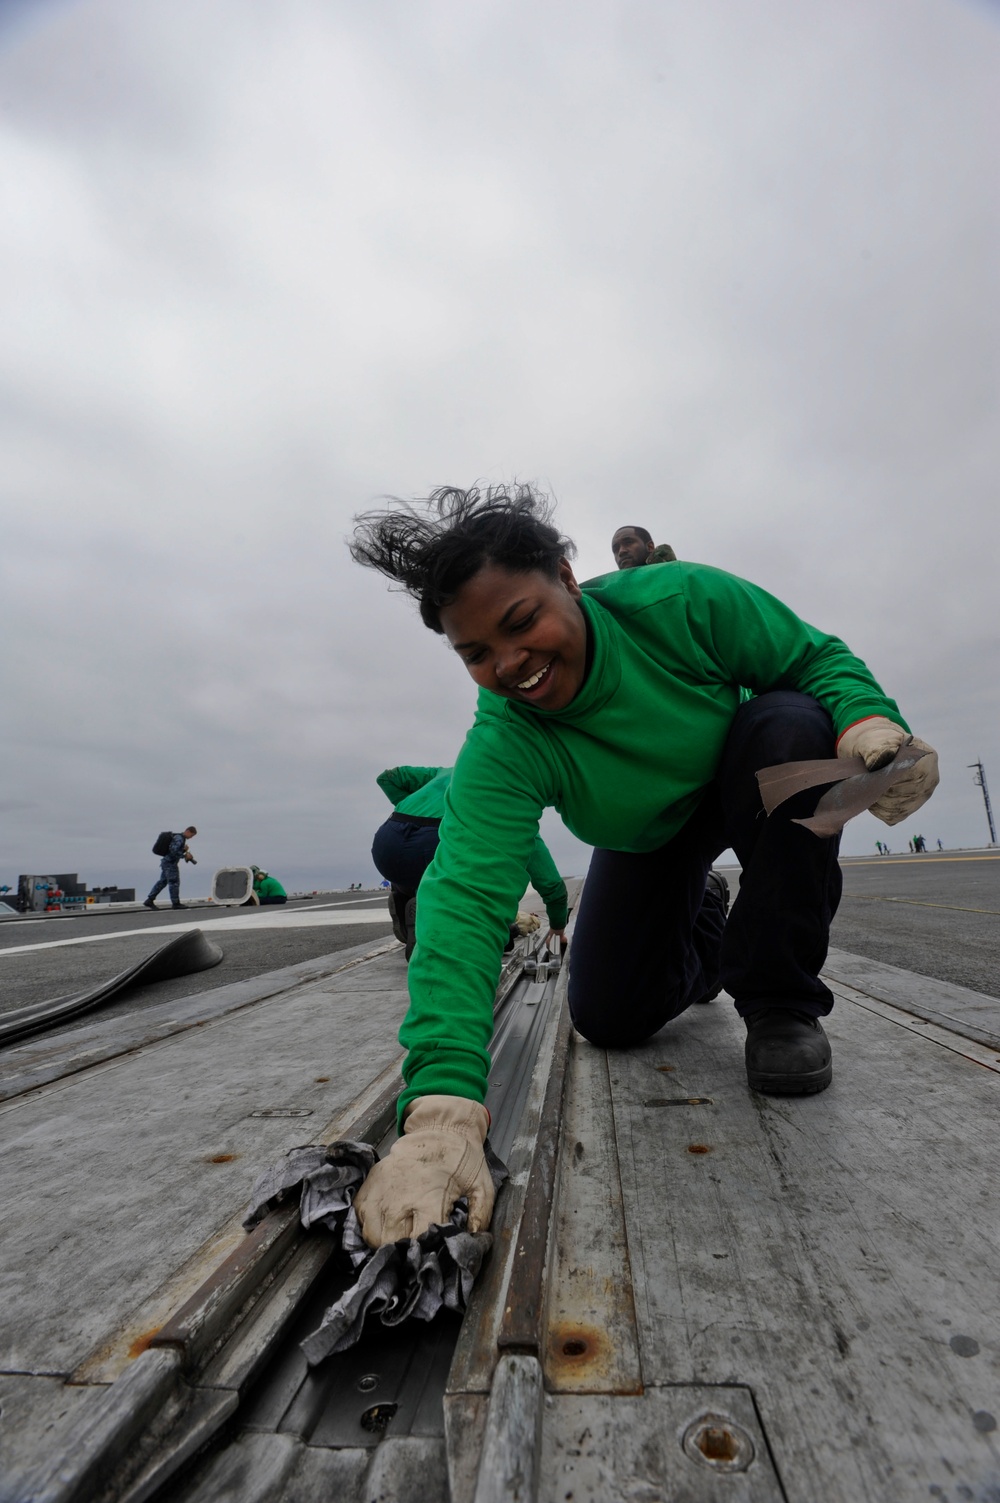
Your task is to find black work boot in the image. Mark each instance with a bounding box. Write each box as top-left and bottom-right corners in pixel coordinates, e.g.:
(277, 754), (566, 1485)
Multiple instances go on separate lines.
(744, 1009), (832, 1095)
(403, 897), (418, 962)
(143, 899), (157, 910)
(695, 870), (731, 1003)
(707, 869), (730, 913)
(387, 888), (410, 947)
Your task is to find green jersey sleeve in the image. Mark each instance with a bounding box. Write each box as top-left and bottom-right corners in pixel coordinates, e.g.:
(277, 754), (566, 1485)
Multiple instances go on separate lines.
(677, 565), (910, 736)
(526, 835), (569, 930)
(376, 765), (445, 807)
(396, 727), (554, 1121)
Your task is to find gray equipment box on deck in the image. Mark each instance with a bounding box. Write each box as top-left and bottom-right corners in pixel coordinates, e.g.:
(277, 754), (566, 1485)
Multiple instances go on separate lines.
(211, 866), (255, 906)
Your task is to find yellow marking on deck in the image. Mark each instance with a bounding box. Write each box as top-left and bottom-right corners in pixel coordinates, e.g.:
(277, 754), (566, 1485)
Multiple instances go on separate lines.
(840, 855), (1000, 865)
(840, 895), (1000, 916)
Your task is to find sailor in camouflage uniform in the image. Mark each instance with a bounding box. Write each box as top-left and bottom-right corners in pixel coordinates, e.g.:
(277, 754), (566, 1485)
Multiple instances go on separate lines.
(144, 826), (197, 910)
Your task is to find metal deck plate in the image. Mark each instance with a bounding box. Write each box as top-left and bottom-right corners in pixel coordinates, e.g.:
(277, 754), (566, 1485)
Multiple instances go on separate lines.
(546, 990), (1000, 1502)
(0, 949), (409, 1377)
(540, 1386), (782, 1501)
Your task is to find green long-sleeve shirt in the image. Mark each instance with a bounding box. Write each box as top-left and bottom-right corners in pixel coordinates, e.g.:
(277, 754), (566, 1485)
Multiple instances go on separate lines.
(397, 561), (909, 1119)
(376, 764), (569, 929)
(376, 765), (453, 819)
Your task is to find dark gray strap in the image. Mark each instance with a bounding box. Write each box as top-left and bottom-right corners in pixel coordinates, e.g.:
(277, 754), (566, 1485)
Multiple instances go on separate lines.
(756, 743), (931, 837)
(0, 927), (223, 1046)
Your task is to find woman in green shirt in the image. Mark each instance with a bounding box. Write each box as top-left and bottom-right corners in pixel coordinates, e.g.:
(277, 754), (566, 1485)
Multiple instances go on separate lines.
(348, 485), (938, 1249)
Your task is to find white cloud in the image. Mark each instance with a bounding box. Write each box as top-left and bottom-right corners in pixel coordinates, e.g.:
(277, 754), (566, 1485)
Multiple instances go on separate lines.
(0, 0), (997, 892)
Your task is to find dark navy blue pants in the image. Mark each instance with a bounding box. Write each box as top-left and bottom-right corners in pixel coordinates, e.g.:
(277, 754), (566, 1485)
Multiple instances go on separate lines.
(568, 692), (843, 1047)
(147, 859), (181, 905)
(371, 817), (441, 898)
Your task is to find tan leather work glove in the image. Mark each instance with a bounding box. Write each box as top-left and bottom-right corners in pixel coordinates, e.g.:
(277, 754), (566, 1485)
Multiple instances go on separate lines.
(514, 911), (541, 936)
(837, 717), (940, 826)
(353, 1094), (494, 1249)
(838, 716), (908, 771)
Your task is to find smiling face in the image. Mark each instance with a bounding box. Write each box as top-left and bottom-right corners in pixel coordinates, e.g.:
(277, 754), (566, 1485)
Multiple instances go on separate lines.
(438, 560), (588, 712)
(612, 527), (653, 569)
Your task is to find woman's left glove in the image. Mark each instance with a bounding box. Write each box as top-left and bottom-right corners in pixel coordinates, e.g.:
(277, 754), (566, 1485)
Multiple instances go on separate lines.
(837, 717), (940, 826)
(353, 1094), (495, 1248)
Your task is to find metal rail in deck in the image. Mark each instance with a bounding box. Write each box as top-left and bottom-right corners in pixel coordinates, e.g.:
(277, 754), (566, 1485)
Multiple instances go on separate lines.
(4, 930), (569, 1503)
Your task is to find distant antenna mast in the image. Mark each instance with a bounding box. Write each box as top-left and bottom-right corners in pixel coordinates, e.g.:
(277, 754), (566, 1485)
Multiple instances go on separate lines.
(968, 760), (997, 846)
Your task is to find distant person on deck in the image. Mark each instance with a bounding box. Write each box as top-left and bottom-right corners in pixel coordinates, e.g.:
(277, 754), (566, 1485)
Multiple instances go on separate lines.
(611, 525), (677, 570)
(372, 765), (568, 960)
(252, 867), (287, 905)
(144, 827), (197, 910)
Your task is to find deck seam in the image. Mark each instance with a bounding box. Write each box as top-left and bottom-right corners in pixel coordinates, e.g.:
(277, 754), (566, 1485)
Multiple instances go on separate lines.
(830, 983), (1000, 1072)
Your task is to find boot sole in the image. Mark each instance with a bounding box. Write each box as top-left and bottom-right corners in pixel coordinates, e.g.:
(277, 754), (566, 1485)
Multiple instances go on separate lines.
(747, 1063), (833, 1096)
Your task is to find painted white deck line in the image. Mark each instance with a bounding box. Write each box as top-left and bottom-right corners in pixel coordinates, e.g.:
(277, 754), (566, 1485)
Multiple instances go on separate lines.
(0, 895), (390, 928)
(0, 908), (394, 958)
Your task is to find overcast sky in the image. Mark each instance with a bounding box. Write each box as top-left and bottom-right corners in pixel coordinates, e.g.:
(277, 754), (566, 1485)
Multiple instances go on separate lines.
(1, 0), (998, 895)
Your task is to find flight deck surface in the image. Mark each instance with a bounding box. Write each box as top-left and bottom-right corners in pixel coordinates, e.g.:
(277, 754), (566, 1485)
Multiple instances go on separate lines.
(1, 862), (998, 1501)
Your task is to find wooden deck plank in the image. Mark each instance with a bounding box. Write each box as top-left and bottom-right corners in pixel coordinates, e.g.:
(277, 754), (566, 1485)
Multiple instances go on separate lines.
(539, 1386), (783, 1502)
(542, 1030), (643, 1395)
(0, 1375), (95, 1488)
(0, 937), (399, 1105)
(825, 947), (1000, 1050)
(606, 995), (1000, 1501)
(0, 957), (409, 1375)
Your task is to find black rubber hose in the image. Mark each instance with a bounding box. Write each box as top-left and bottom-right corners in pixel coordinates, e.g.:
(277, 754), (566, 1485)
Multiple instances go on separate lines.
(0, 928), (224, 1047)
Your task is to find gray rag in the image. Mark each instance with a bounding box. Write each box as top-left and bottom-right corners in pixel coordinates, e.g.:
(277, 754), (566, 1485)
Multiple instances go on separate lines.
(242, 1137), (508, 1364)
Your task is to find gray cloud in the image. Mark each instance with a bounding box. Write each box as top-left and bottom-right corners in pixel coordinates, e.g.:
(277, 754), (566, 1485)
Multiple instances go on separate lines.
(1, 0), (998, 894)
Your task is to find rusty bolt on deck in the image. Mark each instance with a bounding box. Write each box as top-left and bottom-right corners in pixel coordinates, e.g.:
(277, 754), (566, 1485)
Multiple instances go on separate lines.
(682, 1414), (755, 1473)
(548, 1322), (622, 1386)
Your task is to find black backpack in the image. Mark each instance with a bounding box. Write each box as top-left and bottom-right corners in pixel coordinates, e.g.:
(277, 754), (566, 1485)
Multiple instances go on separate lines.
(152, 831), (175, 856)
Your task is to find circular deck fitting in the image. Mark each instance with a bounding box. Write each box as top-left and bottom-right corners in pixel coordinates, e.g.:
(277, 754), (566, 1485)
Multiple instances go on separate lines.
(682, 1413), (755, 1473)
(360, 1402), (398, 1433)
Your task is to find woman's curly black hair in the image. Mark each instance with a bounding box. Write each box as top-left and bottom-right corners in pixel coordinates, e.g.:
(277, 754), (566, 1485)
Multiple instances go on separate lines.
(349, 484), (576, 632)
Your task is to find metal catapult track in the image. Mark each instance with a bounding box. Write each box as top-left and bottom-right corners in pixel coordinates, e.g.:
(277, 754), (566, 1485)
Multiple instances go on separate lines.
(11, 931), (570, 1503)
